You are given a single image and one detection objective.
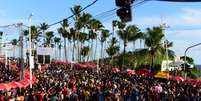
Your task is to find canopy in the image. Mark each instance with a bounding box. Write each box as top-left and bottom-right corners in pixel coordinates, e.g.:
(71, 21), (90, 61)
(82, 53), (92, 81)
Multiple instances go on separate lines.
(154, 71), (170, 79)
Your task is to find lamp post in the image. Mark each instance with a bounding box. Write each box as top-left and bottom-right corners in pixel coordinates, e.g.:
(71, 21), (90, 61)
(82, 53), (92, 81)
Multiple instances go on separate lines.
(29, 14), (33, 88)
(184, 42), (201, 79)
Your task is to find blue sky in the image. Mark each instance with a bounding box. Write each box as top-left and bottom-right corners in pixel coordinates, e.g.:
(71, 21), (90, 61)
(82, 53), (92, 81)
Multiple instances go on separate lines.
(0, 0), (201, 64)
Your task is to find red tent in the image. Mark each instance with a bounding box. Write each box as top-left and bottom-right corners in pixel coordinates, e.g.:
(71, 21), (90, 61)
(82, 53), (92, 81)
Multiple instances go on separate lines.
(8, 82), (23, 88)
(0, 84), (10, 90)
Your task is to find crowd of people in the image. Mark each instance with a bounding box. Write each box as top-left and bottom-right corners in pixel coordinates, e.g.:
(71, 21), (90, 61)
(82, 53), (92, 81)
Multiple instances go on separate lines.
(0, 61), (201, 101)
(0, 62), (18, 83)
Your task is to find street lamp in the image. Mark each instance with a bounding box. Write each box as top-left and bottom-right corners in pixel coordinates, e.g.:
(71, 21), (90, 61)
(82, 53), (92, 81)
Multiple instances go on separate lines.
(184, 42), (201, 79)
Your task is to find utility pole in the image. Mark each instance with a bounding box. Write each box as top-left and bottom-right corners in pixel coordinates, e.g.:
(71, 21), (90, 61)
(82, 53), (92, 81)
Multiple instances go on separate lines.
(29, 14), (33, 88)
(18, 23), (25, 80)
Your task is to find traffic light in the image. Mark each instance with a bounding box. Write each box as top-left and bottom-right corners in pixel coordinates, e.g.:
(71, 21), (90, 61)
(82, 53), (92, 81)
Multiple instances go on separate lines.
(117, 6), (132, 23)
(116, 0), (131, 7)
(116, 0), (133, 23)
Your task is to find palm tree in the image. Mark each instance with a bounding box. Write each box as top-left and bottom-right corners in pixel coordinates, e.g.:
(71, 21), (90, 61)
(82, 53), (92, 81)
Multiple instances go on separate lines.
(100, 29), (110, 59)
(58, 44), (62, 60)
(54, 37), (61, 60)
(0, 31), (3, 54)
(31, 26), (40, 41)
(45, 31), (54, 47)
(126, 25), (144, 51)
(136, 26), (175, 71)
(81, 46), (90, 62)
(57, 19), (69, 61)
(69, 27), (76, 62)
(88, 29), (97, 60)
(40, 22), (49, 45)
(71, 5), (83, 62)
(80, 12), (92, 61)
(30, 26), (41, 52)
(23, 30), (29, 47)
(106, 37), (120, 65)
(88, 19), (103, 60)
(80, 13), (92, 29)
(22, 29), (29, 63)
(11, 39), (18, 57)
(78, 32), (88, 62)
(145, 26), (165, 68)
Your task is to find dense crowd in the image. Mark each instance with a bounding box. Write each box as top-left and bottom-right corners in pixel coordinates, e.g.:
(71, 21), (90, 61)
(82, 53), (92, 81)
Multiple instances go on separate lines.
(0, 62), (201, 101)
(0, 62), (18, 83)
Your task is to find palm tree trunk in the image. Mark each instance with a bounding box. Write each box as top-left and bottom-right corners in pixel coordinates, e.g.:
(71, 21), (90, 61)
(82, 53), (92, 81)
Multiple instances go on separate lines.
(122, 41), (126, 68)
(59, 47), (61, 60)
(151, 55), (154, 72)
(94, 39), (98, 60)
(87, 41), (90, 62)
(91, 40), (94, 61)
(133, 41), (135, 51)
(101, 42), (103, 59)
(72, 41), (75, 62)
(64, 38), (67, 61)
(80, 42), (84, 62)
(13, 46), (16, 57)
(54, 43), (57, 60)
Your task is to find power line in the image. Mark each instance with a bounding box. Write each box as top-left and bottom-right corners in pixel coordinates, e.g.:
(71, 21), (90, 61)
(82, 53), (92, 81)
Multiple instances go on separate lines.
(48, 0), (98, 27)
(0, 24), (17, 28)
(0, 0), (147, 31)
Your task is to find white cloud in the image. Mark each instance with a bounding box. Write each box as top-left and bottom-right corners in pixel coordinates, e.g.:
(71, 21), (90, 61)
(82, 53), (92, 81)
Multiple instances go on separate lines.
(135, 7), (201, 27)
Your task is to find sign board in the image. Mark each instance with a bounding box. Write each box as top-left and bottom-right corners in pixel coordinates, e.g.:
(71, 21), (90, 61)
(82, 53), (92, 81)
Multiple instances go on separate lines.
(37, 47), (53, 55)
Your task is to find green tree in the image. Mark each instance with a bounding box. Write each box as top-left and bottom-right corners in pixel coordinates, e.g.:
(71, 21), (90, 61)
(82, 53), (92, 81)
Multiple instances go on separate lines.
(45, 31), (54, 47)
(71, 5), (83, 62)
(100, 29), (110, 59)
(0, 31), (3, 54)
(78, 32), (88, 61)
(106, 37), (120, 65)
(11, 39), (18, 57)
(54, 37), (61, 60)
(81, 46), (90, 62)
(57, 19), (69, 61)
(136, 26), (175, 71)
(69, 28), (76, 62)
(88, 19), (103, 60)
(40, 22), (49, 45)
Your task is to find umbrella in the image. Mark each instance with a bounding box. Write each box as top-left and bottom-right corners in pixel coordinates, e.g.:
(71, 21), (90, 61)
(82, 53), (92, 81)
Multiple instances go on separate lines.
(112, 68), (120, 73)
(126, 69), (135, 75)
